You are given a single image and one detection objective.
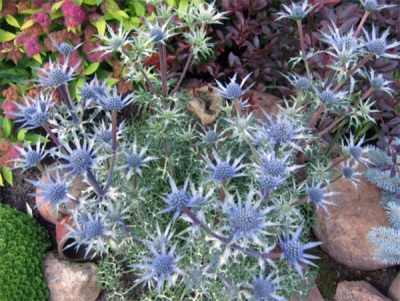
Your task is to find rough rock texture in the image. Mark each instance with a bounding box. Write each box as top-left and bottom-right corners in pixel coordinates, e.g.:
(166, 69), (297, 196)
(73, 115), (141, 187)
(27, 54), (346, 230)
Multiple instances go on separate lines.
(334, 281), (391, 301)
(44, 252), (101, 301)
(247, 90), (280, 121)
(313, 163), (391, 271)
(388, 272), (400, 301)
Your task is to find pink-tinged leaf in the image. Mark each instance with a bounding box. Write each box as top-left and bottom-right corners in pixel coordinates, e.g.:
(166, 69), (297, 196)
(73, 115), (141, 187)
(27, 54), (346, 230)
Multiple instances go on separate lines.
(228, 52), (235, 67)
(254, 36), (260, 49)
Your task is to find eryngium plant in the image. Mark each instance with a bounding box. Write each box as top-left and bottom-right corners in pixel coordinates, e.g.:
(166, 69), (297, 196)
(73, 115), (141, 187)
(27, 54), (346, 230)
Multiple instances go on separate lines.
(11, 0), (399, 299)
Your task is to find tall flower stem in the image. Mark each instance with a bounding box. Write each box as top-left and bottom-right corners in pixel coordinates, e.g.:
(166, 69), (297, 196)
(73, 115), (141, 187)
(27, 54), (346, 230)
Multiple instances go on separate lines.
(182, 207), (282, 260)
(354, 11), (370, 38)
(158, 44), (169, 97)
(87, 169), (105, 196)
(58, 84), (78, 123)
(43, 124), (60, 146)
(171, 50), (194, 96)
(296, 20), (311, 80)
(333, 52), (374, 92)
(308, 103), (326, 129)
(111, 110), (118, 152)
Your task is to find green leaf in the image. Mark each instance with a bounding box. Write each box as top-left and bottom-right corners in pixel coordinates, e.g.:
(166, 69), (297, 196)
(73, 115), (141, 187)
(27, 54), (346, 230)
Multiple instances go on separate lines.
(33, 53), (42, 64)
(20, 19), (35, 30)
(0, 174), (3, 187)
(94, 18), (106, 36)
(0, 30), (16, 42)
(5, 15), (20, 28)
(2, 167), (12, 186)
(83, 0), (97, 4)
(17, 129), (27, 142)
(0, 68), (30, 84)
(2, 118), (12, 139)
(133, 2), (145, 16)
(24, 133), (48, 144)
(107, 78), (119, 87)
(84, 62), (100, 75)
(116, 10), (129, 19)
(51, 1), (63, 12)
(178, 0), (189, 13)
(165, 0), (175, 7)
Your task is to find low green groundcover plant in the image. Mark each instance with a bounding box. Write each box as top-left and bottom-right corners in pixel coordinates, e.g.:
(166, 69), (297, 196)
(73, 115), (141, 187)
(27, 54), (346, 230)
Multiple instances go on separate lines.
(0, 204), (50, 301)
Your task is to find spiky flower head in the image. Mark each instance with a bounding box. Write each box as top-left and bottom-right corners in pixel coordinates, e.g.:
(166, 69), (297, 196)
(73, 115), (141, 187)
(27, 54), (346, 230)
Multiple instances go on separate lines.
(261, 114), (307, 149)
(317, 88), (348, 106)
(223, 190), (274, 247)
(158, 176), (199, 220)
(131, 240), (185, 293)
(198, 122), (225, 144)
(14, 91), (53, 130)
(185, 1), (227, 25)
(78, 75), (109, 106)
(49, 36), (82, 57)
(94, 23), (130, 55)
(341, 133), (370, 165)
(365, 168), (399, 193)
(224, 112), (256, 141)
(258, 152), (299, 178)
(362, 68), (394, 96)
(145, 18), (175, 44)
(306, 182), (338, 214)
(91, 119), (125, 148)
(284, 73), (312, 91)
(249, 273), (284, 301)
(67, 210), (115, 258)
(28, 168), (74, 210)
(202, 150), (249, 184)
(341, 160), (363, 189)
(116, 137), (156, 178)
(36, 58), (80, 88)
(368, 145), (392, 168)
(276, 0), (314, 21)
(362, 24), (400, 59)
(54, 133), (98, 177)
(279, 224), (322, 276)
(10, 140), (46, 172)
(97, 86), (136, 111)
(214, 73), (252, 100)
(360, 0), (397, 12)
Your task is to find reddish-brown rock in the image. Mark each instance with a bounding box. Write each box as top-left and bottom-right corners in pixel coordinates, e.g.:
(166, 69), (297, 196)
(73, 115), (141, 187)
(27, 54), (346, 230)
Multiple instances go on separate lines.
(313, 163), (391, 271)
(334, 281), (391, 301)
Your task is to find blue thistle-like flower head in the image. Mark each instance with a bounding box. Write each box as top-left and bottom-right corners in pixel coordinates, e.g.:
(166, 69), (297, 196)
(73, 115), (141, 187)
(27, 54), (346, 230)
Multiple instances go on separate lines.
(214, 73), (252, 100)
(202, 150), (249, 184)
(49, 36), (82, 57)
(131, 239), (185, 293)
(55, 134), (98, 178)
(93, 23), (130, 55)
(341, 160), (363, 189)
(67, 211), (115, 258)
(306, 182), (339, 214)
(150, 26), (166, 43)
(14, 92), (53, 130)
(249, 273), (284, 301)
(224, 191), (273, 246)
(28, 168), (73, 210)
(317, 88), (347, 105)
(36, 58), (80, 88)
(159, 176), (199, 220)
(79, 76), (109, 107)
(276, 0), (314, 20)
(10, 140), (46, 172)
(360, 0), (397, 12)
(116, 138), (156, 178)
(342, 133), (370, 165)
(363, 24), (400, 59)
(97, 86), (136, 111)
(279, 224), (322, 277)
(261, 114), (307, 149)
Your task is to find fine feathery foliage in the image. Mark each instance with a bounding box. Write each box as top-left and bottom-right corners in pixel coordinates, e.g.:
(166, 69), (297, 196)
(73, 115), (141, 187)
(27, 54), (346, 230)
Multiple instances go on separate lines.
(0, 204), (51, 301)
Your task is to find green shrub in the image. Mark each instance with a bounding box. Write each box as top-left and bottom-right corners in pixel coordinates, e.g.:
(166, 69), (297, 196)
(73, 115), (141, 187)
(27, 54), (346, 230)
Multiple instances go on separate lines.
(0, 204), (51, 301)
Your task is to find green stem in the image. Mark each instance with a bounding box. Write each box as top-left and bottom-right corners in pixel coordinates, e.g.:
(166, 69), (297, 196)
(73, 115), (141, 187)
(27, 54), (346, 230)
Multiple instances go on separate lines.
(296, 20), (311, 80)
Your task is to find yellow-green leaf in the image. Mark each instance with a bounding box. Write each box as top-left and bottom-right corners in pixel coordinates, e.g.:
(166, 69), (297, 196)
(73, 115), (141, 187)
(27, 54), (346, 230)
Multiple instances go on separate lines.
(116, 10), (129, 19)
(84, 62), (100, 75)
(51, 1), (64, 12)
(2, 167), (12, 186)
(6, 15), (20, 28)
(178, 0), (189, 13)
(130, 17), (141, 27)
(83, 0), (98, 4)
(33, 53), (42, 64)
(133, 2), (145, 16)
(0, 174), (3, 187)
(0, 0), (3, 12)
(17, 129), (27, 141)
(21, 19), (36, 30)
(2, 118), (11, 139)
(107, 78), (119, 87)
(0, 30), (16, 42)
(94, 18), (106, 36)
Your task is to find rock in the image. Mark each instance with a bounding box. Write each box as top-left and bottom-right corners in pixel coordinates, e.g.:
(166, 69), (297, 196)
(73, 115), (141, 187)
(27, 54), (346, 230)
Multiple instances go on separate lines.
(334, 281), (391, 301)
(313, 163), (391, 271)
(289, 278), (324, 301)
(246, 90), (280, 122)
(44, 252), (101, 301)
(388, 272), (400, 301)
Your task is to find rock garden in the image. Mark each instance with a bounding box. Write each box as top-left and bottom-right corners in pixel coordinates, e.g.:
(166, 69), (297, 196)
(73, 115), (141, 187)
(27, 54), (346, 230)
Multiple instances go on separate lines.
(0, 0), (399, 300)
